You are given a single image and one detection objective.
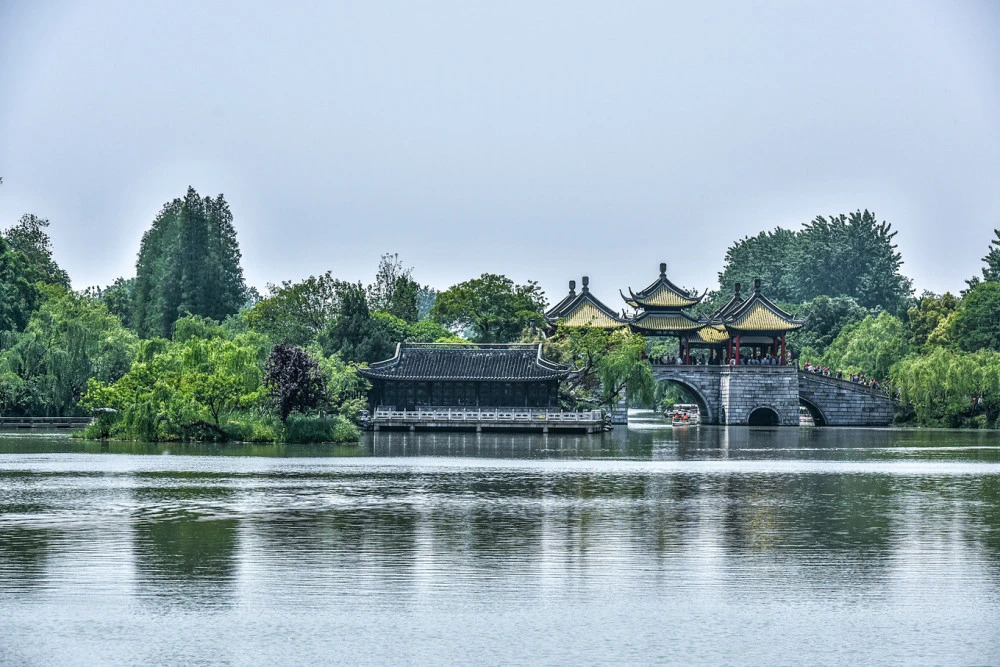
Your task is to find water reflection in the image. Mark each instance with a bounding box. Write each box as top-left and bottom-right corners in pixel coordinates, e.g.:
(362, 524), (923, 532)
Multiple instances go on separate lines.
(1, 428), (1000, 663)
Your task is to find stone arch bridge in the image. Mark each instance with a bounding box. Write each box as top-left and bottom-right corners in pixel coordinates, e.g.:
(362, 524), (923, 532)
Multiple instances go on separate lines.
(651, 365), (895, 426)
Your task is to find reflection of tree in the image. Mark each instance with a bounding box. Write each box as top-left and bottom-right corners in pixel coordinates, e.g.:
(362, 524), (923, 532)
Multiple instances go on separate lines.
(132, 483), (241, 606)
(969, 476), (1000, 559)
(718, 473), (897, 565)
(0, 527), (51, 591)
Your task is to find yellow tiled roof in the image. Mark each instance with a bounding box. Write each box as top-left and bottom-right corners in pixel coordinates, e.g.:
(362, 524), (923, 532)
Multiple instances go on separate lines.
(727, 301), (803, 332)
(690, 324), (730, 344)
(631, 283), (700, 309)
(631, 312), (704, 332)
(559, 302), (626, 329)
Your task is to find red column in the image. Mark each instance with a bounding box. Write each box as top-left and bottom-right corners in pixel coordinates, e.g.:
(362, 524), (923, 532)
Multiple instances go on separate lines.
(780, 333), (786, 366)
(684, 337), (690, 365)
(735, 335), (741, 364)
(727, 338), (733, 363)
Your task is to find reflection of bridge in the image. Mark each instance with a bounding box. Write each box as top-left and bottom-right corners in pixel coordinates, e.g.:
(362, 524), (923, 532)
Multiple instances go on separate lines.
(651, 365), (895, 426)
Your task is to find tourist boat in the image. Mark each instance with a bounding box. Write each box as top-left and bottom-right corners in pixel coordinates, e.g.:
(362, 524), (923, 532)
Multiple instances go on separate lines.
(669, 404), (700, 426)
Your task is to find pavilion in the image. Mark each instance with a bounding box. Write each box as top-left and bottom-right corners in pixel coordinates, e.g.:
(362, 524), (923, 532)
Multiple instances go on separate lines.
(545, 263), (804, 365)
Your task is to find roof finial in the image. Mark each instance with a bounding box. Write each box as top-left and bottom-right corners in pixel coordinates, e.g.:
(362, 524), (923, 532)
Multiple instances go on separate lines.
(734, 282), (741, 297)
(568, 280), (576, 296)
(659, 262), (667, 277)
(754, 278), (761, 293)
(581, 276), (590, 293)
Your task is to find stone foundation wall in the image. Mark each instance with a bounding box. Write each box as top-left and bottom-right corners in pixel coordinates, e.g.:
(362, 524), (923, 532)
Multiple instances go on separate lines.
(720, 366), (799, 425)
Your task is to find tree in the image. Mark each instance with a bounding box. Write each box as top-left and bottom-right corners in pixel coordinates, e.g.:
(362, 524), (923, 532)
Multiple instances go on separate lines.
(716, 227), (799, 304)
(792, 210), (912, 312)
(2, 214), (70, 288)
(82, 277), (135, 330)
(320, 282), (395, 363)
(892, 348), (1000, 428)
(713, 210), (913, 312)
(820, 311), (909, 380)
(965, 228), (1000, 292)
(82, 322), (267, 440)
(416, 285), (438, 320)
(243, 272), (345, 347)
(132, 187), (248, 338)
(264, 344), (326, 422)
(405, 319), (456, 343)
(0, 236), (40, 333)
(367, 253), (419, 322)
(948, 282), (1000, 353)
(907, 292), (959, 349)
(787, 295), (869, 358)
(430, 273), (547, 343)
(0, 286), (138, 416)
(545, 325), (653, 409)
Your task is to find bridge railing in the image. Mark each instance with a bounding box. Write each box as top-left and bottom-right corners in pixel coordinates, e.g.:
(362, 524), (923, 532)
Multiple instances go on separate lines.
(372, 407), (603, 424)
(798, 370), (895, 398)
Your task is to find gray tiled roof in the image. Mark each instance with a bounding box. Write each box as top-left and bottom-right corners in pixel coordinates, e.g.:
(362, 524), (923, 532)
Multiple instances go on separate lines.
(358, 343), (570, 381)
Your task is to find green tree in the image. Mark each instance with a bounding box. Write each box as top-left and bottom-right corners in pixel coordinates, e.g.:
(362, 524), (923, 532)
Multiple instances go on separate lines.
(2, 214), (70, 288)
(415, 285), (438, 320)
(243, 272), (345, 347)
(545, 325), (652, 409)
(820, 311), (909, 380)
(132, 187), (248, 338)
(430, 273), (547, 343)
(367, 253), (420, 323)
(716, 228), (799, 304)
(793, 210), (911, 312)
(892, 348), (1000, 427)
(907, 292), (959, 349)
(405, 319), (456, 343)
(714, 210), (912, 312)
(965, 228), (1000, 292)
(787, 295), (869, 357)
(0, 236), (40, 333)
(948, 281), (1000, 353)
(0, 286), (138, 416)
(320, 282), (395, 363)
(82, 323), (266, 440)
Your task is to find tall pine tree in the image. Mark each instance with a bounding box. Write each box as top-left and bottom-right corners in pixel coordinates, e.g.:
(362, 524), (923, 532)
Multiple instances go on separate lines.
(132, 187), (247, 338)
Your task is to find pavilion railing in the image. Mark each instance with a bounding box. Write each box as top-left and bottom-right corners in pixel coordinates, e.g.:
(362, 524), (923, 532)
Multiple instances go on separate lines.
(372, 407), (604, 424)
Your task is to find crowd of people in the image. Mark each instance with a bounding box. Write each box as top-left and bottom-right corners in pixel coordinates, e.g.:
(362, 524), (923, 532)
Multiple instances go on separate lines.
(801, 362), (886, 392)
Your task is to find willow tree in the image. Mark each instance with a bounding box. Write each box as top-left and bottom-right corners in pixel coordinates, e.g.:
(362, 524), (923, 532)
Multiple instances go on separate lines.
(132, 187), (247, 338)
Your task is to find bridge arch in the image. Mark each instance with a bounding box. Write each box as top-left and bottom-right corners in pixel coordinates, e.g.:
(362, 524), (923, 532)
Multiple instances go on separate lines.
(747, 405), (781, 426)
(656, 377), (715, 424)
(798, 396), (827, 426)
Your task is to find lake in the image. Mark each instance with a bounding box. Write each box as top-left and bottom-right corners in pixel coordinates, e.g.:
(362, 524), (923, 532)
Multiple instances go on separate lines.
(1, 412), (999, 665)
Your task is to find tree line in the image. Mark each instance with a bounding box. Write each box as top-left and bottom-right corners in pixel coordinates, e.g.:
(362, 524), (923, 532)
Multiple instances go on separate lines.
(2, 185), (1000, 435)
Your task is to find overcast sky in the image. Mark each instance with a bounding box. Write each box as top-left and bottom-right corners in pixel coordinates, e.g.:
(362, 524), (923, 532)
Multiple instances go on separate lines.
(1, 0), (998, 308)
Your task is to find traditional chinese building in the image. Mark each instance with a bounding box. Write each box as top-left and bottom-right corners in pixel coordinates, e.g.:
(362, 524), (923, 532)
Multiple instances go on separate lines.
(358, 342), (570, 410)
(622, 263), (707, 363)
(545, 277), (628, 329)
(715, 278), (804, 365)
(546, 263), (803, 366)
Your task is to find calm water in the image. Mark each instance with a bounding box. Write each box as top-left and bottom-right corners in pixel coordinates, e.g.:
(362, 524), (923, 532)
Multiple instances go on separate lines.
(1, 412), (999, 665)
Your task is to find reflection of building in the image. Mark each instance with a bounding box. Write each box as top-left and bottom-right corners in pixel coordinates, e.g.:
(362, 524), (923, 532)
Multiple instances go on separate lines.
(546, 263), (804, 366)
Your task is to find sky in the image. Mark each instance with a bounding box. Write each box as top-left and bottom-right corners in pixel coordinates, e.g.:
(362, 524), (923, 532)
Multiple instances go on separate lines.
(1, 0), (999, 309)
